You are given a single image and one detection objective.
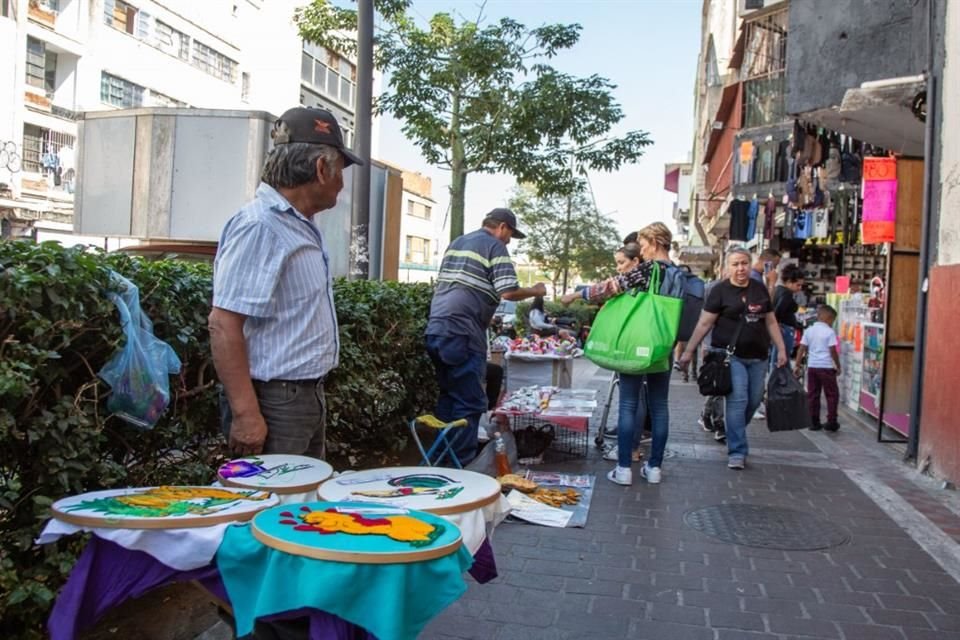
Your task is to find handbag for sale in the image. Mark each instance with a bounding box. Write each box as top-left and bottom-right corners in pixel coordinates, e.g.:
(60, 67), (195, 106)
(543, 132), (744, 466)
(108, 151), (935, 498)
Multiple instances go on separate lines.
(584, 263), (683, 375)
(696, 314), (746, 397)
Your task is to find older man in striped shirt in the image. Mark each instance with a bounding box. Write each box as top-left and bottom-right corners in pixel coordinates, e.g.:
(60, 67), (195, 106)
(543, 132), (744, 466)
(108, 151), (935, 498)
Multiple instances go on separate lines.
(209, 107), (361, 458)
(426, 209), (548, 464)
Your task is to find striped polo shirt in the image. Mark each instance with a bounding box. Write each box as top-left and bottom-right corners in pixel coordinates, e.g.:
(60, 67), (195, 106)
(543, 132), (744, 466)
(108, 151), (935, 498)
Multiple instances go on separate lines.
(213, 182), (339, 381)
(426, 228), (519, 354)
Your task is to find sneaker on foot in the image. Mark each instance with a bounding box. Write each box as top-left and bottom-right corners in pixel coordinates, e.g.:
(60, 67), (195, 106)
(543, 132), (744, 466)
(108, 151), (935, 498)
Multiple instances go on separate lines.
(638, 434), (652, 445)
(824, 421), (840, 432)
(640, 463), (662, 484)
(754, 406), (766, 420)
(699, 417), (715, 432)
(604, 445), (642, 462)
(728, 455), (746, 470)
(607, 466), (632, 486)
(809, 421), (822, 431)
(602, 426), (618, 439)
(714, 428), (726, 443)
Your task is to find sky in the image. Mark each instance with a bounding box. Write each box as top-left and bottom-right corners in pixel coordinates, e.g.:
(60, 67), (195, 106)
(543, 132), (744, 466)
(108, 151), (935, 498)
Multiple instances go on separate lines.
(375, 0), (702, 242)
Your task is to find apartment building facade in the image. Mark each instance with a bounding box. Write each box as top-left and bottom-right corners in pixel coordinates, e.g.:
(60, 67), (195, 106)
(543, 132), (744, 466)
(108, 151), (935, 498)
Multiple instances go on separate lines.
(0, 0), (378, 240)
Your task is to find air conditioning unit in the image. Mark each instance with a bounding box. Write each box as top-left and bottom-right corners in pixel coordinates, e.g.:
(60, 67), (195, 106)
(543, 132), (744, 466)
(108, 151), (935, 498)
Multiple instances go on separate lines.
(744, 0), (765, 9)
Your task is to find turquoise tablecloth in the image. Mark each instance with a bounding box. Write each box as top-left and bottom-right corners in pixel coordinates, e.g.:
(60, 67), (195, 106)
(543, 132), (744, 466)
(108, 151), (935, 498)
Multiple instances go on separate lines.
(217, 523), (474, 640)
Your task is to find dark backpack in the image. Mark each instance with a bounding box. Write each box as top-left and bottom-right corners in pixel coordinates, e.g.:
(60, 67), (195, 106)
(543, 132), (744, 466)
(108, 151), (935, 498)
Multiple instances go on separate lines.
(660, 264), (705, 343)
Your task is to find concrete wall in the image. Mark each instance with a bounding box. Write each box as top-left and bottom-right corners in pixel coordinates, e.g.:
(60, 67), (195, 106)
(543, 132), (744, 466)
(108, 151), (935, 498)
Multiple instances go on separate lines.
(786, 0), (929, 115)
(920, 0), (960, 484)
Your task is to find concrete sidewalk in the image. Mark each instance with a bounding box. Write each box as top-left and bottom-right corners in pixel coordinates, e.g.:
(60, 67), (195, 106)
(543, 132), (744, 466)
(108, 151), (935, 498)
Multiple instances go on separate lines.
(422, 362), (960, 640)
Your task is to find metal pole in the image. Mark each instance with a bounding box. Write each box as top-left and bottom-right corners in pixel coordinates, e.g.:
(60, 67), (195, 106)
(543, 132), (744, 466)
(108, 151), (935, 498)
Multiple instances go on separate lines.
(907, 1), (939, 460)
(350, 0), (374, 280)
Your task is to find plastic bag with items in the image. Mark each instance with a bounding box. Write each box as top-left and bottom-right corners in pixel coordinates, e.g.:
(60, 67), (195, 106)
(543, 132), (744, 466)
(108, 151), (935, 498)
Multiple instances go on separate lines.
(98, 273), (182, 429)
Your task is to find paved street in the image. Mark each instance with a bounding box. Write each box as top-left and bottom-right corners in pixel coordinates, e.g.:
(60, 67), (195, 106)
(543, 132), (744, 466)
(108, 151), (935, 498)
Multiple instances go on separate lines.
(422, 361), (960, 640)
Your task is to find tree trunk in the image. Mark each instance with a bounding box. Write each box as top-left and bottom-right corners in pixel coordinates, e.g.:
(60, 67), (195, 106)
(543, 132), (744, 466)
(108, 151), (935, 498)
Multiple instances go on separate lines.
(448, 89), (467, 241)
(449, 164), (467, 241)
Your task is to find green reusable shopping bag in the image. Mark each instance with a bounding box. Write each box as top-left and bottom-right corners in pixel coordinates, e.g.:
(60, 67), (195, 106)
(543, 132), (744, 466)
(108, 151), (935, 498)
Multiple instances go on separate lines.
(584, 263), (684, 375)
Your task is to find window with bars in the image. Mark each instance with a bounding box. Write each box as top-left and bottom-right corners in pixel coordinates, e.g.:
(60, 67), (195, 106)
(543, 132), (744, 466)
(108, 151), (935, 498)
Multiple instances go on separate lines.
(104, 0), (137, 35)
(407, 201), (432, 220)
(100, 72), (144, 108)
(740, 8), (789, 129)
(405, 236), (431, 265)
(192, 40), (237, 83)
(155, 20), (190, 60)
(22, 124), (75, 174)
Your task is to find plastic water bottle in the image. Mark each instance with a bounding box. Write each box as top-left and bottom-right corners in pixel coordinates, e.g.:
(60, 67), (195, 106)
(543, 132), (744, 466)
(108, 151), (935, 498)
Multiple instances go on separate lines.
(494, 432), (512, 477)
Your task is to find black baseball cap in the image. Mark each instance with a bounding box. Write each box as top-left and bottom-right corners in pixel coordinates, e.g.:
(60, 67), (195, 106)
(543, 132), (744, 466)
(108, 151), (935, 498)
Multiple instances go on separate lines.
(486, 207), (526, 239)
(273, 107), (364, 166)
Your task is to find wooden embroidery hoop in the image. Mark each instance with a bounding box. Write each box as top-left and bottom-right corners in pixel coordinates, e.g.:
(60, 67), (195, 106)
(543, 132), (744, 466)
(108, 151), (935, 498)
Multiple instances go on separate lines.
(218, 455), (334, 495)
(317, 467), (501, 516)
(250, 504), (463, 564)
(51, 487), (277, 530)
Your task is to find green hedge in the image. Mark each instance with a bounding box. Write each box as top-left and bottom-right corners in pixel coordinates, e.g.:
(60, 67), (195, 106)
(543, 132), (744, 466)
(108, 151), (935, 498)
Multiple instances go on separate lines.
(0, 241), (436, 638)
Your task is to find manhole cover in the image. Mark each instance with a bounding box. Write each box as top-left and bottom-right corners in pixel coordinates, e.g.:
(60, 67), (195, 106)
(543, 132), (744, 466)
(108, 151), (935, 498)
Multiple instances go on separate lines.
(683, 504), (850, 550)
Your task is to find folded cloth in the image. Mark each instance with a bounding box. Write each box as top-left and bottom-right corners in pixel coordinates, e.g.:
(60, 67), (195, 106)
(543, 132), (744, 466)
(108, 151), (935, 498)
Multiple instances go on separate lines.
(38, 520), (233, 571)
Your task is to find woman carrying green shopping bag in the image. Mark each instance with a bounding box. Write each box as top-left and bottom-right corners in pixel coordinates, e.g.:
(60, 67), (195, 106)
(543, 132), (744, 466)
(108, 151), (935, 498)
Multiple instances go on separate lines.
(561, 222), (682, 486)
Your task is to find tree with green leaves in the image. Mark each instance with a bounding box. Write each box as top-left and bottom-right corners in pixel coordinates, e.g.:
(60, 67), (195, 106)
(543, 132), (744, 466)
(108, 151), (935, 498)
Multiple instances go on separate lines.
(508, 185), (620, 295)
(296, 0), (652, 240)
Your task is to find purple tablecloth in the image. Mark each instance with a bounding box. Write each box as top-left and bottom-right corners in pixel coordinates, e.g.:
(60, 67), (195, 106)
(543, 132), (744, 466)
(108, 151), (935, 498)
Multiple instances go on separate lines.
(48, 534), (497, 640)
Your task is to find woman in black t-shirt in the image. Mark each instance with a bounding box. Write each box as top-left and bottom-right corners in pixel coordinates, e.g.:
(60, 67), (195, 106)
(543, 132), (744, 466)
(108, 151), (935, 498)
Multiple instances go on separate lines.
(679, 248), (787, 470)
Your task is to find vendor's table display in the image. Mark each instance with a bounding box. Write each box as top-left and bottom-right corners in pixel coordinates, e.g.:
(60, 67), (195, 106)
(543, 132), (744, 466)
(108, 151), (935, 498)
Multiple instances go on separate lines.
(504, 336), (582, 392)
(43, 472), (505, 640)
(495, 386), (597, 458)
(218, 454), (334, 500)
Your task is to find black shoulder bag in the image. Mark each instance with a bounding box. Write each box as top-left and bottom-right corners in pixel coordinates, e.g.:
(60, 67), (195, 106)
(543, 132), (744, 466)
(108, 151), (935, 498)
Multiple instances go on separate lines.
(696, 311), (746, 397)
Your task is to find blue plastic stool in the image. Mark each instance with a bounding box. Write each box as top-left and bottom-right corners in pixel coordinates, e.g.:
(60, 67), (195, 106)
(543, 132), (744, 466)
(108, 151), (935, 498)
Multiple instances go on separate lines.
(409, 415), (470, 468)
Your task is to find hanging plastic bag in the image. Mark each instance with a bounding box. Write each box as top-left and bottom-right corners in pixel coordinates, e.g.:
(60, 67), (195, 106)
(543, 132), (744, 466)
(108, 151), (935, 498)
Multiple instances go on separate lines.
(584, 263), (683, 375)
(99, 274), (182, 429)
(765, 366), (813, 432)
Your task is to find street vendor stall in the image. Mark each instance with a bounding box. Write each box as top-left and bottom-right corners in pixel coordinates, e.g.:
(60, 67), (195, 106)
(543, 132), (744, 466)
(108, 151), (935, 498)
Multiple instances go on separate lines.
(494, 386), (597, 458)
(40, 464), (509, 640)
(503, 335), (582, 393)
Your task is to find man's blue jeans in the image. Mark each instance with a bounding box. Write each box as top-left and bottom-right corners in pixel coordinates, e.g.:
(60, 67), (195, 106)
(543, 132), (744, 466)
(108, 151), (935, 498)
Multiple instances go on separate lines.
(617, 369), (671, 469)
(724, 355), (767, 459)
(426, 334), (487, 465)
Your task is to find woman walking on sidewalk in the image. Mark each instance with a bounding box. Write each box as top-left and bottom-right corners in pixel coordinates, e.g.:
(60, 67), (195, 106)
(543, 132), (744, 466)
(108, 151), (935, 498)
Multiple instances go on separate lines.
(563, 223), (678, 486)
(679, 248), (788, 470)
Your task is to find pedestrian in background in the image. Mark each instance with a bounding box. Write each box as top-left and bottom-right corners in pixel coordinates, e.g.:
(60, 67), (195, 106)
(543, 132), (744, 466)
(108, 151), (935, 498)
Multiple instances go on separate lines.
(680, 247), (788, 470)
(426, 208), (547, 465)
(795, 304), (841, 432)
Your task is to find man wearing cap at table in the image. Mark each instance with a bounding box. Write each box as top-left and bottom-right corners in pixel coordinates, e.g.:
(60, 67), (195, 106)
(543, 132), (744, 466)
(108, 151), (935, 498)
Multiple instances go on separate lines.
(210, 107), (363, 460)
(425, 208), (548, 465)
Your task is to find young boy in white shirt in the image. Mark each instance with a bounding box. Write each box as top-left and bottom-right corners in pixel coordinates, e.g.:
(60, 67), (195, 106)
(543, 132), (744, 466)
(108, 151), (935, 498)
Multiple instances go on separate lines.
(795, 305), (841, 431)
